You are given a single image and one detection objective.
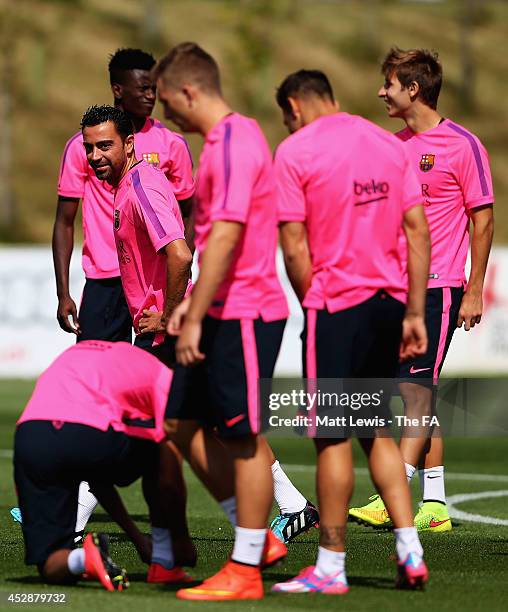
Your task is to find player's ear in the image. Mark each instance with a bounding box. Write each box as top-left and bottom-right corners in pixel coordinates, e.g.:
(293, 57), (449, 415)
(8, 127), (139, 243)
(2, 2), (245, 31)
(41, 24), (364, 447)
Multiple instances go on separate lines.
(408, 80), (420, 101)
(287, 96), (301, 120)
(111, 83), (123, 101)
(182, 84), (197, 108)
(124, 133), (135, 155)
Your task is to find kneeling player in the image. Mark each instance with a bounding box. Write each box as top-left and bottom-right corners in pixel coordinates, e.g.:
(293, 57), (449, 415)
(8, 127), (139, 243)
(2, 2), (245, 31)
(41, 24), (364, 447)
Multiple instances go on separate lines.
(14, 340), (192, 591)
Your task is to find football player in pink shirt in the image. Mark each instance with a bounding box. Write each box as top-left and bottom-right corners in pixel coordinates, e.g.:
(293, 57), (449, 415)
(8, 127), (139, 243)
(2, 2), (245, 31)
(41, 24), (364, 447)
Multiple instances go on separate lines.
(53, 48), (194, 344)
(80, 104), (195, 585)
(80, 104), (193, 350)
(14, 341), (195, 591)
(153, 43), (315, 601)
(350, 48), (494, 533)
(272, 70), (431, 594)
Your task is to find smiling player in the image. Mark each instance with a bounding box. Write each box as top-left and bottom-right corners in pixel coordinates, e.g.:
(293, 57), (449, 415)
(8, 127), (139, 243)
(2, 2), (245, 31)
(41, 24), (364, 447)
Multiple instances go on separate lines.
(350, 48), (494, 533)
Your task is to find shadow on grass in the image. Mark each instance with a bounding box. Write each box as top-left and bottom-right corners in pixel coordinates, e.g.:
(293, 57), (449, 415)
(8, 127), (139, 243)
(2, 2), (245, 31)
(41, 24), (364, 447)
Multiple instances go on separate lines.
(127, 573), (201, 591)
(89, 513), (150, 524)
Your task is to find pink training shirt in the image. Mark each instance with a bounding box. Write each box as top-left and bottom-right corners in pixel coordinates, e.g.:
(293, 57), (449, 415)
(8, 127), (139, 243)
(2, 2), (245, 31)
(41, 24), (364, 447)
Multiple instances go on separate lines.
(18, 341), (171, 442)
(58, 117), (194, 279)
(114, 160), (186, 339)
(194, 112), (288, 321)
(396, 118), (494, 288)
(275, 113), (422, 312)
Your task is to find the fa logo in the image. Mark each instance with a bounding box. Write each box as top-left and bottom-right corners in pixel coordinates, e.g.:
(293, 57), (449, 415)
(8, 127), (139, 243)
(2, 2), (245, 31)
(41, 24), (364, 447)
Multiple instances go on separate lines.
(114, 210), (120, 230)
(143, 152), (160, 168)
(419, 154), (435, 172)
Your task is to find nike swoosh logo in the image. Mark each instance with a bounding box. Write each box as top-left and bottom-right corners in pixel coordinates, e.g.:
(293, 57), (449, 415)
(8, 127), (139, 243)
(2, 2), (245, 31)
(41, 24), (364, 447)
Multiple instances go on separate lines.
(426, 475), (441, 479)
(429, 519), (450, 528)
(225, 414), (246, 428)
(354, 195), (388, 206)
(409, 366), (431, 374)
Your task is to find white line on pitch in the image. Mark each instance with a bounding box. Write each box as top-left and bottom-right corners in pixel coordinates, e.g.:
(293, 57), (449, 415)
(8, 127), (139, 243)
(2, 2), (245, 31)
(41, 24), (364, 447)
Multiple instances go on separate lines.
(447, 490), (508, 525)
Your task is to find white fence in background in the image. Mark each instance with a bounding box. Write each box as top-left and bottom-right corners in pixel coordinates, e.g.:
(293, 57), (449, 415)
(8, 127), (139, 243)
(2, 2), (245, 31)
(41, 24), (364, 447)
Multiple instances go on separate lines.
(1, 245), (508, 378)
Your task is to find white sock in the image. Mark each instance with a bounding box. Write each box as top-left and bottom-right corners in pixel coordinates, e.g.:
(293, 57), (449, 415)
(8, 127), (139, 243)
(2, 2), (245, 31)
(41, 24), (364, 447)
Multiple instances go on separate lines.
(67, 548), (85, 575)
(219, 496), (237, 526)
(151, 527), (174, 569)
(271, 460), (307, 514)
(419, 465), (446, 504)
(75, 482), (98, 533)
(315, 546), (346, 578)
(394, 527), (423, 562)
(231, 526), (266, 566)
(405, 462), (416, 483)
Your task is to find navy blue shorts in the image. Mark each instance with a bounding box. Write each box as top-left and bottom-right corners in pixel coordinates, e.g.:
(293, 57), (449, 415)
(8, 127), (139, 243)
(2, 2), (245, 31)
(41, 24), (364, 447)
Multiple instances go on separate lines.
(397, 287), (463, 386)
(302, 291), (404, 436)
(134, 333), (176, 368)
(77, 277), (132, 343)
(14, 421), (158, 566)
(165, 316), (286, 438)
(303, 290), (405, 379)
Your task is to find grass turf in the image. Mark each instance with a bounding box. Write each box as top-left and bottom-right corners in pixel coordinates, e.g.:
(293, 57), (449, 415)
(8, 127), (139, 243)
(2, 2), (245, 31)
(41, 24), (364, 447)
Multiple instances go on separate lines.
(1, 379), (507, 611)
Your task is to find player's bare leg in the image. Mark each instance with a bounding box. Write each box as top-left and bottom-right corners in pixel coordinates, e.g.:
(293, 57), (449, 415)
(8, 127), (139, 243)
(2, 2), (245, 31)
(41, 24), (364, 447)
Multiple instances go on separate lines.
(399, 383), (434, 467)
(359, 436), (413, 527)
(226, 434), (273, 529)
(314, 438), (354, 552)
(165, 419), (235, 502)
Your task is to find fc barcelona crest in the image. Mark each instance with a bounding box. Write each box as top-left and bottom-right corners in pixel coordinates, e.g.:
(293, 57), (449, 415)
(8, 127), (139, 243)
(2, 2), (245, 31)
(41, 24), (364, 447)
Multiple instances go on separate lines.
(143, 152), (160, 168)
(419, 154), (435, 172)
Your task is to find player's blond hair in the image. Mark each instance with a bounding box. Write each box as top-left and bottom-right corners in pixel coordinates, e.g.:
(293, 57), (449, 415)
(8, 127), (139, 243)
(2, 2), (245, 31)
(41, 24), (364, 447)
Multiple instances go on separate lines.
(153, 42), (221, 94)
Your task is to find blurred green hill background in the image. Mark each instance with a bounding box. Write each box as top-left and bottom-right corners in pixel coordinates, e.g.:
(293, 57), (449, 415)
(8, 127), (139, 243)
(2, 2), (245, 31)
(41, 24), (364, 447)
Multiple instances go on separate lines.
(0, 0), (505, 242)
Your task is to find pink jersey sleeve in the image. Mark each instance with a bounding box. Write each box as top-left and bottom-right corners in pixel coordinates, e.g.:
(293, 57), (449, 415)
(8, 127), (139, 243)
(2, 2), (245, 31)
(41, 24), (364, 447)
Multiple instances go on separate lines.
(451, 130), (494, 209)
(166, 135), (195, 201)
(209, 123), (259, 224)
(131, 169), (185, 252)
(274, 145), (307, 222)
(57, 132), (87, 198)
(402, 149), (424, 212)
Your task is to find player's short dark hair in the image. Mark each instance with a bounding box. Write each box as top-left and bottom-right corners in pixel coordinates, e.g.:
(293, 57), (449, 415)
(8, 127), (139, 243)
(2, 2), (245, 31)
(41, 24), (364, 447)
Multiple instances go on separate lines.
(381, 47), (442, 109)
(80, 105), (134, 140)
(108, 48), (156, 85)
(153, 42), (221, 93)
(276, 70), (335, 114)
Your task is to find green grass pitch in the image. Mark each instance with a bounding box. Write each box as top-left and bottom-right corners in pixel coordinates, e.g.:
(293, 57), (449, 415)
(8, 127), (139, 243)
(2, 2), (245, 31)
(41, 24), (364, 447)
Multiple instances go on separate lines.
(1, 380), (507, 611)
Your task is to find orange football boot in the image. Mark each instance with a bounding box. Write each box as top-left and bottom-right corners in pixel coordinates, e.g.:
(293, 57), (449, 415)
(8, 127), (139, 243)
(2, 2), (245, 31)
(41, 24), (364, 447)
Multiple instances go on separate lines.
(176, 560), (263, 601)
(147, 562), (193, 584)
(261, 529), (287, 569)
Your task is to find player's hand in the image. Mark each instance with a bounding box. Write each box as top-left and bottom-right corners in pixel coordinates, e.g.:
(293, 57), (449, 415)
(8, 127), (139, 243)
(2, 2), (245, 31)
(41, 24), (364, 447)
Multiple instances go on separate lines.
(167, 297), (191, 336)
(139, 309), (166, 334)
(457, 290), (483, 331)
(56, 295), (80, 335)
(176, 319), (205, 366)
(400, 313), (427, 361)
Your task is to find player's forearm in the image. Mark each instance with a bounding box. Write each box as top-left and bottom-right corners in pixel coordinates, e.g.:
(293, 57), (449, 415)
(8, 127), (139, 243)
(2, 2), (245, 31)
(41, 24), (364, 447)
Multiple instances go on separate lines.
(90, 483), (143, 543)
(280, 222), (312, 303)
(164, 260), (192, 322)
(405, 221), (430, 317)
(186, 223), (242, 323)
(467, 209), (494, 293)
(163, 239), (193, 323)
(52, 221), (74, 298)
